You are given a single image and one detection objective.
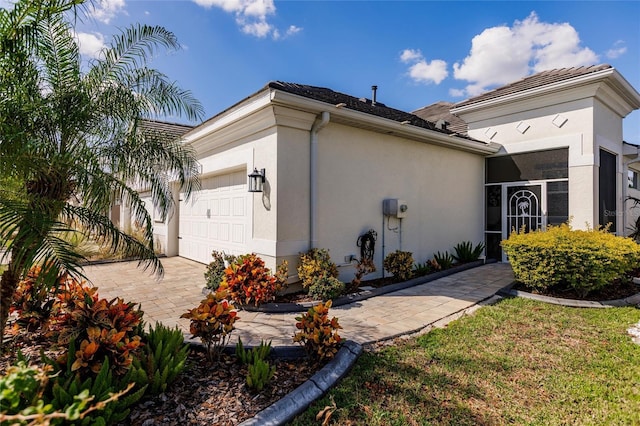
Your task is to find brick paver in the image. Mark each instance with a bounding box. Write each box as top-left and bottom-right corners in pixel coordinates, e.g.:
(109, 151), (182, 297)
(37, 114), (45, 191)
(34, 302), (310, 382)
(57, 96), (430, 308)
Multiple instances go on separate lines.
(84, 257), (514, 347)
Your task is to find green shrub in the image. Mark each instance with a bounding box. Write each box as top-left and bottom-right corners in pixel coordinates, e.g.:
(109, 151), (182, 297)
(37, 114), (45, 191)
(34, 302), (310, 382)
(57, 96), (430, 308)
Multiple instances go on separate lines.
(308, 274), (346, 301)
(452, 241), (485, 263)
(0, 357), (132, 425)
(235, 338), (272, 365)
(297, 248), (339, 289)
(204, 251), (236, 291)
(235, 338), (275, 392)
(45, 348), (147, 425)
(413, 261), (433, 277)
(502, 224), (640, 297)
(0, 359), (50, 415)
(433, 251), (454, 270)
(246, 358), (275, 392)
(383, 250), (414, 282)
(134, 323), (189, 395)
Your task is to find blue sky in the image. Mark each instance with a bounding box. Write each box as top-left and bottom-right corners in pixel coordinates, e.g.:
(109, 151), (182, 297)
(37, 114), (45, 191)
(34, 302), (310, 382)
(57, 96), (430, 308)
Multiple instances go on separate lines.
(5, 1), (640, 144)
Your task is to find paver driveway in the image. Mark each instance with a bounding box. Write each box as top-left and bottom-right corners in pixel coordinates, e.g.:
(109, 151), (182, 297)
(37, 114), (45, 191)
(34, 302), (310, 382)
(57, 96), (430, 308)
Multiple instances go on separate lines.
(83, 257), (514, 347)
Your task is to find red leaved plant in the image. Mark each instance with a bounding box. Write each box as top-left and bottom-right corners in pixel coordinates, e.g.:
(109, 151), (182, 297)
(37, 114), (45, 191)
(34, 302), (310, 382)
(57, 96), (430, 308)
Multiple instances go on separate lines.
(181, 289), (239, 361)
(9, 265), (66, 332)
(221, 254), (287, 306)
(49, 280), (144, 377)
(293, 300), (342, 363)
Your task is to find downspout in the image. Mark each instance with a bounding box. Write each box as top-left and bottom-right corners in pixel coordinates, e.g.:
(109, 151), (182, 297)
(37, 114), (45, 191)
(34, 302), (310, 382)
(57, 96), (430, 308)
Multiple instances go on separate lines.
(310, 111), (330, 249)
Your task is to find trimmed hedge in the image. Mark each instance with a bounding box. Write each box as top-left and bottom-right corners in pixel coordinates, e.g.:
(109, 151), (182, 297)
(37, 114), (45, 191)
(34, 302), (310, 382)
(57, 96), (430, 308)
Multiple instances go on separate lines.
(502, 224), (640, 297)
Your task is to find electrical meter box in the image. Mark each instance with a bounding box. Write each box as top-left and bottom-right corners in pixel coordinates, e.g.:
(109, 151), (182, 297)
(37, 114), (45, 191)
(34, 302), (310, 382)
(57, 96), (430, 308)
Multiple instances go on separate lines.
(383, 199), (408, 218)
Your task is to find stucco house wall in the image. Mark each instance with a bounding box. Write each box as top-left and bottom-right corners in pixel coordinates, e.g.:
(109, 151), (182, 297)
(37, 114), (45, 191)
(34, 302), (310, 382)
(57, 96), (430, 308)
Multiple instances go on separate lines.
(452, 66), (640, 234)
(117, 65), (639, 280)
(309, 121), (485, 280)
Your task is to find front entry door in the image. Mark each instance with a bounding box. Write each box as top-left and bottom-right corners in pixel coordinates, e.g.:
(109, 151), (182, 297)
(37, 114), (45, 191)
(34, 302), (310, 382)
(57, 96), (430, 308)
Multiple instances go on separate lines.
(503, 184), (544, 261)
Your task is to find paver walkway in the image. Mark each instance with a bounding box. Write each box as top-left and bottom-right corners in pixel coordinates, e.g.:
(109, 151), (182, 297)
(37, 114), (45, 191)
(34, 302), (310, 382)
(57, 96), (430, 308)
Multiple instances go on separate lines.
(84, 257), (514, 347)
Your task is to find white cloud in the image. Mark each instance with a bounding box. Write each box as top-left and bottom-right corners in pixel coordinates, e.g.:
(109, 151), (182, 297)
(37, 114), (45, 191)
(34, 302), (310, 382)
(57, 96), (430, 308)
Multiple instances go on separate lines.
(452, 12), (599, 97)
(400, 49), (448, 85)
(88, 0), (126, 24)
(286, 25), (302, 36)
(400, 49), (423, 63)
(193, 0), (299, 40)
(606, 40), (627, 59)
(74, 31), (106, 59)
(238, 18), (272, 38)
(408, 59), (448, 85)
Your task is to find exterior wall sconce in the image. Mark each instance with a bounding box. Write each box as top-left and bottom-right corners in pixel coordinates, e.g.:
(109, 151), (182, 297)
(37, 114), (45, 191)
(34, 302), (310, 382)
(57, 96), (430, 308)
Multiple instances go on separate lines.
(248, 168), (266, 193)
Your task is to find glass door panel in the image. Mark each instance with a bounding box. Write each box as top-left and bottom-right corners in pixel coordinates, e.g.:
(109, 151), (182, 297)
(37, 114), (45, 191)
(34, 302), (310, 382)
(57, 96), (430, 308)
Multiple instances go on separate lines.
(505, 185), (543, 238)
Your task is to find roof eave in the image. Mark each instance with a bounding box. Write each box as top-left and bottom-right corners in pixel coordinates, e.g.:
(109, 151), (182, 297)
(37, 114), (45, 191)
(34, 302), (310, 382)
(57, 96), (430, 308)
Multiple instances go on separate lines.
(451, 67), (640, 117)
(271, 90), (500, 155)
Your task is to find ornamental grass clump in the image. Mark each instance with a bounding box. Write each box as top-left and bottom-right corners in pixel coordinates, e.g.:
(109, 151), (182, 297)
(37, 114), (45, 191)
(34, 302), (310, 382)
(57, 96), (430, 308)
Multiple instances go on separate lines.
(502, 224), (640, 297)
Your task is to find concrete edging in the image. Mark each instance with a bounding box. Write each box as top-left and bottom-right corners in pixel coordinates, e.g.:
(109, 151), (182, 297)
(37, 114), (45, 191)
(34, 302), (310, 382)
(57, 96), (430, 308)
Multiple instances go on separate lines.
(498, 285), (640, 308)
(240, 259), (494, 313)
(238, 340), (363, 426)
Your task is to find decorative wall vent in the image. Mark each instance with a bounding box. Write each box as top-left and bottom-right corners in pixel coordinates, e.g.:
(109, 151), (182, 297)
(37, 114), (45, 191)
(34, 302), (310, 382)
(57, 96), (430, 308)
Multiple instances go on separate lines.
(552, 114), (568, 128)
(484, 127), (497, 140)
(516, 121), (530, 134)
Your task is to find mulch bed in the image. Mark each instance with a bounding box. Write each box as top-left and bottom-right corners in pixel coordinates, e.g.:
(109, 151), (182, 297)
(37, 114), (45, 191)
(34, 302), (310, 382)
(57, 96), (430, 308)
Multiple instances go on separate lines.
(119, 350), (316, 425)
(0, 327), (317, 426)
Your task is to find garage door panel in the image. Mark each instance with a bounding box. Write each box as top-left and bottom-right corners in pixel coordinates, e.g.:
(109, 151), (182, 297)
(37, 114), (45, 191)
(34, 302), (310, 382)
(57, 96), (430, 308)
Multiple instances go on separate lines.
(232, 224), (244, 243)
(220, 198), (230, 216)
(219, 223), (230, 242)
(179, 170), (248, 264)
(232, 197), (245, 216)
(209, 223), (218, 240)
(211, 199), (220, 216)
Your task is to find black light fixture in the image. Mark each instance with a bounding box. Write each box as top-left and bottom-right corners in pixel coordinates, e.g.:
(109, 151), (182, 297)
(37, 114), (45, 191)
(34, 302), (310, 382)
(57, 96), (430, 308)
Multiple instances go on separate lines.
(248, 168), (266, 193)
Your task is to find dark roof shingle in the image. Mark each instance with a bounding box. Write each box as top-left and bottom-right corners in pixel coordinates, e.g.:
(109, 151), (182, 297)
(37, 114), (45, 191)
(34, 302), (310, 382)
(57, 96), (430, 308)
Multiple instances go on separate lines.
(268, 81), (443, 133)
(454, 64), (612, 108)
(412, 101), (468, 135)
(140, 119), (194, 139)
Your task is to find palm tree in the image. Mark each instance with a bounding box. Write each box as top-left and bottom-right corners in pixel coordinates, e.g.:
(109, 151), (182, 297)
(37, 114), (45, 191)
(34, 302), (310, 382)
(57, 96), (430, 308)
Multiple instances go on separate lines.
(0, 0), (204, 339)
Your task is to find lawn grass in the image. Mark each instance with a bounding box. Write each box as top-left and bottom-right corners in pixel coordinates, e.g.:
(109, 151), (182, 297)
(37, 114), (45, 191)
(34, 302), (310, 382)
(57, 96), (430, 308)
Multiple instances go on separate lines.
(292, 297), (640, 425)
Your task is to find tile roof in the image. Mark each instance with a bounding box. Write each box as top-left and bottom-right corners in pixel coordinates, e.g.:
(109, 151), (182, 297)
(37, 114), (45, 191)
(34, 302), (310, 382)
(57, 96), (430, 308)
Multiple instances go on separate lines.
(139, 119), (194, 139)
(268, 81), (444, 133)
(412, 101), (468, 135)
(454, 64), (612, 108)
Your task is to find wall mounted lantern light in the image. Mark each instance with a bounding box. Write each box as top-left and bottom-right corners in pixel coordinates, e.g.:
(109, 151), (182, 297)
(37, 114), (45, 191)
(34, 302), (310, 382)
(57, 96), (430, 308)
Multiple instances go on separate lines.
(248, 168), (266, 193)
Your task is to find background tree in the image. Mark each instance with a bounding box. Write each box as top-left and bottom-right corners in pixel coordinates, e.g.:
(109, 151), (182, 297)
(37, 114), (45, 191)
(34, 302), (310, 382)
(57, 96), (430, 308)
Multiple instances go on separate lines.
(0, 0), (204, 339)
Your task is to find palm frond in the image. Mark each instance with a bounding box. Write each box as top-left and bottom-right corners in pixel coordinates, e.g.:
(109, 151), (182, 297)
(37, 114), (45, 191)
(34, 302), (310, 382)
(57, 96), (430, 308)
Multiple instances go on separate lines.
(37, 11), (80, 93)
(90, 24), (180, 85)
(62, 203), (162, 275)
(125, 68), (204, 122)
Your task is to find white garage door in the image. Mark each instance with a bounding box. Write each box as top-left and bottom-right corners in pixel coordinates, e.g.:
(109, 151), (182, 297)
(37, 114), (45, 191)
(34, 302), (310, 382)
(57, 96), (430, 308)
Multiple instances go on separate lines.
(179, 170), (249, 264)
